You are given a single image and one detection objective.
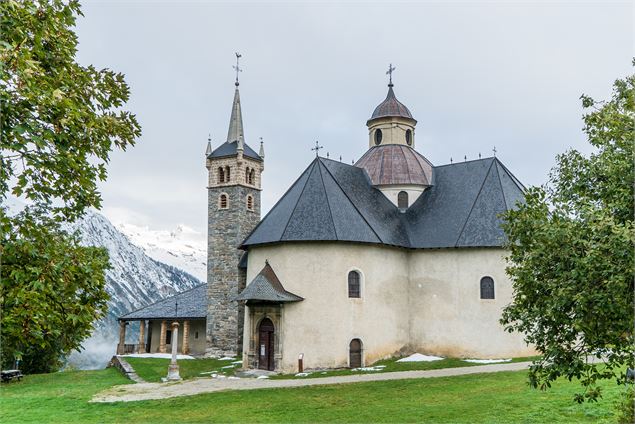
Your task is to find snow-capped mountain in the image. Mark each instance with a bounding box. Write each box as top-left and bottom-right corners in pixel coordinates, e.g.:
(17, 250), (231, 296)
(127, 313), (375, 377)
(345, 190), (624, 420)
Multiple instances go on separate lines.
(114, 222), (207, 281)
(70, 211), (203, 325)
(3, 198), (203, 368)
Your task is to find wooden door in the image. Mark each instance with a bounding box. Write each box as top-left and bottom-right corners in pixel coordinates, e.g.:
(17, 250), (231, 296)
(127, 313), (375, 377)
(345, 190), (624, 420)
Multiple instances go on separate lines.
(258, 318), (275, 371)
(349, 339), (362, 368)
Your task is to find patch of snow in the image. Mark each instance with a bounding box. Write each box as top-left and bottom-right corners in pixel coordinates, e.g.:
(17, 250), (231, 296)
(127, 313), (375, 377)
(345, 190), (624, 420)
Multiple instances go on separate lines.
(463, 358), (512, 364)
(232, 360), (243, 364)
(295, 372), (312, 377)
(352, 366), (383, 372)
(199, 371), (218, 375)
(397, 353), (444, 362)
(123, 353), (195, 360)
(228, 376), (240, 380)
(221, 365), (236, 369)
(219, 357), (235, 361)
(257, 375), (269, 379)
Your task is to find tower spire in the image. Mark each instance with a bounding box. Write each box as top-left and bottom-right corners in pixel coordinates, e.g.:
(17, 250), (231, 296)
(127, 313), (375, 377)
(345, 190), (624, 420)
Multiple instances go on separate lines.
(226, 78), (245, 144)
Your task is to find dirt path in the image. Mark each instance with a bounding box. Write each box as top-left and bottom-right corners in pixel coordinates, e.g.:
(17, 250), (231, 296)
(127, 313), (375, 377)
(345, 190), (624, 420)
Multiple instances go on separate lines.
(91, 361), (532, 403)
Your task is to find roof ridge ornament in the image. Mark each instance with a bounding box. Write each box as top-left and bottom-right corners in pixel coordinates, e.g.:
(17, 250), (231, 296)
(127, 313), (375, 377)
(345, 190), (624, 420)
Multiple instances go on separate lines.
(233, 52), (242, 86)
(386, 63), (396, 87)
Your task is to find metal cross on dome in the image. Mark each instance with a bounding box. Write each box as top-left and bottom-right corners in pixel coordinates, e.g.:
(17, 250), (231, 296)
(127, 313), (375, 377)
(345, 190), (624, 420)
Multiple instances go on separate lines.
(311, 141), (323, 157)
(386, 63), (396, 85)
(233, 52), (242, 86)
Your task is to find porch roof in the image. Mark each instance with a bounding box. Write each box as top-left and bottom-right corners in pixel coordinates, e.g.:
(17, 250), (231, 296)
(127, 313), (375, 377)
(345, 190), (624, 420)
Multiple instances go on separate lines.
(236, 262), (303, 303)
(119, 284), (207, 321)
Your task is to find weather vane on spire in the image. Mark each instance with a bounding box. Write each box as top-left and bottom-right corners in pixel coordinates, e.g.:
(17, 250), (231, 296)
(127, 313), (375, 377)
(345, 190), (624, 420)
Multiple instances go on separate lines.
(386, 63), (396, 86)
(233, 52), (242, 86)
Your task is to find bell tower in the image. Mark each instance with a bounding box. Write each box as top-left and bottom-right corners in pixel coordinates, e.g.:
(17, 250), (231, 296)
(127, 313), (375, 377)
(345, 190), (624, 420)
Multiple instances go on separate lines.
(205, 57), (264, 356)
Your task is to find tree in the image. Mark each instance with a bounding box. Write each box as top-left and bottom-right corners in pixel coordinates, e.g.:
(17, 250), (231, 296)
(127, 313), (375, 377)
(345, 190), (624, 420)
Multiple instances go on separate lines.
(1, 213), (110, 373)
(0, 0), (141, 372)
(500, 65), (634, 406)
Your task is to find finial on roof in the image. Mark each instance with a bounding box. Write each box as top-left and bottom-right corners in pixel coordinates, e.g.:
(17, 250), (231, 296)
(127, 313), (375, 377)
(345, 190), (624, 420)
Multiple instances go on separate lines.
(450, 157), (453, 164)
(386, 63), (396, 87)
(339, 155), (342, 162)
(464, 155), (467, 162)
(492, 146), (497, 157)
(479, 152), (481, 159)
(233, 52), (242, 86)
(259, 137), (265, 158)
(326, 152), (329, 159)
(311, 140), (323, 157)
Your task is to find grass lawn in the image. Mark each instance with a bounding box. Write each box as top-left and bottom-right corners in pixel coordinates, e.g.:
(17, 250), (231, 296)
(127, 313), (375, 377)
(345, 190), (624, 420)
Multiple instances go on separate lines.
(271, 355), (541, 379)
(125, 356), (241, 382)
(0, 366), (626, 423)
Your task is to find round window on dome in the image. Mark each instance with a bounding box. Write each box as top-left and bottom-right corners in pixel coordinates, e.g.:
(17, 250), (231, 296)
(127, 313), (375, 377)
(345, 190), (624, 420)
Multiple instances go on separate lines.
(374, 129), (383, 145)
(405, 129), (412, 146)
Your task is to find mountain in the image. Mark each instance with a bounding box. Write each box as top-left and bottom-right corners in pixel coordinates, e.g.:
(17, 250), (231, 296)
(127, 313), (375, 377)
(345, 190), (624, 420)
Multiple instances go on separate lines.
(65, 210), (203, 368)
(70, 210), (203, 326)
(114, 222), (207, 281)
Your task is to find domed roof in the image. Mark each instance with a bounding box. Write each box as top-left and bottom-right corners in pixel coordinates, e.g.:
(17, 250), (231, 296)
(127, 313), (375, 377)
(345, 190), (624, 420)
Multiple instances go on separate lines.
(355, 144), (433, 186)
(368, 85), (414, 122)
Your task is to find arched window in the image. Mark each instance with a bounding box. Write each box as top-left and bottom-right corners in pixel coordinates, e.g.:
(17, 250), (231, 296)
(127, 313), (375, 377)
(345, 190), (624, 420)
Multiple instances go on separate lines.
(219, 194), (228, 209)
(398, 191), (409, 209)
(218, 167), (225, 183)
(249, 169), (255, 185)
(374, 129), (383, 145)
(247, 195), (253, 210)
(480, 276), (495, 299)
(245, 167), (250, 183)
(405, 129), (412, 146)
(349, 339), (362, 368)
(225, 166), (231, 182)
(348, 270), (360, 298)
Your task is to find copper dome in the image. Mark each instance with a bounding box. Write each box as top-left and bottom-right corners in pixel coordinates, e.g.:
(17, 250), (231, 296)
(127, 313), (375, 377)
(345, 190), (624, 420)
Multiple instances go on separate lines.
(368, 85), (415, 123)
(355, 144), (433, 186)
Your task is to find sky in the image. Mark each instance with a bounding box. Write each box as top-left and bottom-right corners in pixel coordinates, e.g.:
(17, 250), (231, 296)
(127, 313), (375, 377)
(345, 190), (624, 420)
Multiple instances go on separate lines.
(75, 0), (633, 234)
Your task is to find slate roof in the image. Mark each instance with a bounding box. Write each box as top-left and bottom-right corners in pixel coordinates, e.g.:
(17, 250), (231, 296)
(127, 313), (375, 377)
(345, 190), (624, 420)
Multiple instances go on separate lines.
(368, 85), (416, 123)
(119, 284), (207, 320)
(208, 140), (262, 161)
(236, 262), (303, 302)
(355, 145), (434, 186)
(241, 156), (525, 250)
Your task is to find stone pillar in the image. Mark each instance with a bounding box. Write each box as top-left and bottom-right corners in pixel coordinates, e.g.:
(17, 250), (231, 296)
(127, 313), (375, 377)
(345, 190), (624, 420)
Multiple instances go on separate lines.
(182, 320), (190, 355)
(166, 321), (181, 381)
(159, 320), (167, 353)
(116, 321), (126, 355)
(138, 320), (146, 354)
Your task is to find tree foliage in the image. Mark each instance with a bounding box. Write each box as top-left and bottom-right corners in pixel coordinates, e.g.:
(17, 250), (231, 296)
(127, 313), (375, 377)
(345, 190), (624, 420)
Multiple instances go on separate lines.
(0, 0), (140, 222)
(500, 65), (634, 403)
(1, 213), (110, 373)
(0, 0), (140, 372)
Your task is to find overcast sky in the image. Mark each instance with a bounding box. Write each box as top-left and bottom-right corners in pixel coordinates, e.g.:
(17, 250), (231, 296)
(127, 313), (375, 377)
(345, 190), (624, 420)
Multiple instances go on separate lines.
(75, 0), (633, 233)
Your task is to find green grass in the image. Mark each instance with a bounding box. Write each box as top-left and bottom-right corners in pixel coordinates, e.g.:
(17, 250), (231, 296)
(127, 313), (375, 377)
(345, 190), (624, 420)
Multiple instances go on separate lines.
(0, 365), (626, 423)
(124, 357), (241, 382)
(270, 355), (542, 379)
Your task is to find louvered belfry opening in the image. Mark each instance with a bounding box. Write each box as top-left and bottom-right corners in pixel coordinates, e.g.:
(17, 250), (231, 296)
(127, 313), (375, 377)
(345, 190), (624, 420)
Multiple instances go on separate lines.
(349, 338), (362, 368)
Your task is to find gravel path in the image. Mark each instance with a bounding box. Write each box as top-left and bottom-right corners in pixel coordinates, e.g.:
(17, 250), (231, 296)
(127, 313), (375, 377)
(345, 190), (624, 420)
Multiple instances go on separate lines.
(91, 361), (532, 403)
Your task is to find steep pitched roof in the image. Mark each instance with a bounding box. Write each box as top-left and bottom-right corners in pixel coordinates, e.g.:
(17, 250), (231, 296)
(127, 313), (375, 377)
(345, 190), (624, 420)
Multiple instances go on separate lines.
(208, 140), (262, 161)
(241, 157), (410, 248)
(242, 156), (524, 250)
(236, 262), (303, 302)
(119, 284), (207, 320)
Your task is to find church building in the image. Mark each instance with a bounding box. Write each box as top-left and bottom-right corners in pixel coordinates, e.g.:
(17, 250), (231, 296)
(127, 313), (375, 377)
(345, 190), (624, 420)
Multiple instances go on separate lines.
(118, 68), (534, 372)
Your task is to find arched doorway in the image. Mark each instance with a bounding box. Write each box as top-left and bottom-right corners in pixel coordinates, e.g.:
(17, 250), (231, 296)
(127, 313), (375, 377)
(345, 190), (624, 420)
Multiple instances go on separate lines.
(349, 338), (362, 368)
(258, 318), (275, 371)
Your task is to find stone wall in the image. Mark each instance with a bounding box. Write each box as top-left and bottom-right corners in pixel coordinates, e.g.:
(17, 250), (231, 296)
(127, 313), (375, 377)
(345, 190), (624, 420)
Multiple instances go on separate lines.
(206, 170), (261, 357)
